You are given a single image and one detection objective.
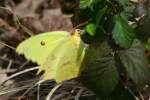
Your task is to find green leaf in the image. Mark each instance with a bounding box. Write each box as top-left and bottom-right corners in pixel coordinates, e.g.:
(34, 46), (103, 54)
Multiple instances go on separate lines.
(96, 7), (107, 25)
(116, 0), (129, 6)
(86, 23), (96, 36)
(112, 13), (135, 48)
(146, 39), (150, 50)
(117, 39), (150, 87)
(80, 41), (119, 96)
(80, 0), (94, 9)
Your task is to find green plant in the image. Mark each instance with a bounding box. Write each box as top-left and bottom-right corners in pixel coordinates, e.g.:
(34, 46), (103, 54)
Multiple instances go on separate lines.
(78, 0), (150, 99)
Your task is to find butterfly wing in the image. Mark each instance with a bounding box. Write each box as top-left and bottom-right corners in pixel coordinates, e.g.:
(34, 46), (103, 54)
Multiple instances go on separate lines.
(40, 32), (86, 82)
(17, 30), (86, 82)
(16, 31), (69, 65)
(41, 39), (77, 82)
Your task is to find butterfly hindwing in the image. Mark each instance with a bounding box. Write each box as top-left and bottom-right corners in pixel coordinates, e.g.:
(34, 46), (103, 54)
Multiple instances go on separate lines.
(41, 39), (79, 82)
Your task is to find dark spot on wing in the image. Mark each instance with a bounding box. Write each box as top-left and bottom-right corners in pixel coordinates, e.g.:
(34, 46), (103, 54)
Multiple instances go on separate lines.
(40, 40), (46, 46)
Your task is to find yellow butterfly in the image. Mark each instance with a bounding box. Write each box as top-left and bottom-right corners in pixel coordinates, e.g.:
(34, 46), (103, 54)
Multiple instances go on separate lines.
(16, 30), (86, 82)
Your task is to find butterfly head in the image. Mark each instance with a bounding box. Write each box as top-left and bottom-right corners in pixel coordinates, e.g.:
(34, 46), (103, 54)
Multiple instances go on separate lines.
(71, 29), (82, 47)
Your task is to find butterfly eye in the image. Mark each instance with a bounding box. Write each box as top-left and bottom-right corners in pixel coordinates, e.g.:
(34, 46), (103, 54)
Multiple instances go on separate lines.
(40, 41), (46, 46)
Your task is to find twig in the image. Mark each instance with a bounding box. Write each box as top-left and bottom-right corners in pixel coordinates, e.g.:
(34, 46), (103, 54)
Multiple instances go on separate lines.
(0, 55), (21, 65)
(0, 40), (15, 50)
(6, 60), (12, 72)
(17, 61), (30, 70)
(46, 83), (62, 100)
(75, 89), (84, 100)
(74, 19), (92, 29)
(0, 7), (34, 36)
(0, 66), (39, 86)
(18, 79), (45, 100)
(0, 85), (32, 96)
